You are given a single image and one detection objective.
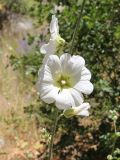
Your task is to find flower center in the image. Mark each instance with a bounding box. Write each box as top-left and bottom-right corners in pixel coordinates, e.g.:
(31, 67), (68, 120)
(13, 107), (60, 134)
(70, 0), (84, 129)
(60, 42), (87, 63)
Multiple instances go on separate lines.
(54, 74), (74, 89)
(61, 80), (66, 85)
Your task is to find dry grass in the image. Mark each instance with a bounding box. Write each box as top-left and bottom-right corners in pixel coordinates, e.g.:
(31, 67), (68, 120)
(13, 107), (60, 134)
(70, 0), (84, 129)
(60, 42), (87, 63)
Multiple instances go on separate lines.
(0, 18), (43, 160)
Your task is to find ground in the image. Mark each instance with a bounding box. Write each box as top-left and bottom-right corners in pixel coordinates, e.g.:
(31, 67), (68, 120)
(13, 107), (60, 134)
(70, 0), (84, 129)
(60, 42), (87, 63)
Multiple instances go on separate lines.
(0, 14), (43, 160)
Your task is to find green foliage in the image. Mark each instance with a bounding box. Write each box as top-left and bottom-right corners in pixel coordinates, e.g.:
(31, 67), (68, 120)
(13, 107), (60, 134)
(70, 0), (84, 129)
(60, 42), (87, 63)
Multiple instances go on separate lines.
(10, 51), (43, 83)
(1, 0), (27, 13)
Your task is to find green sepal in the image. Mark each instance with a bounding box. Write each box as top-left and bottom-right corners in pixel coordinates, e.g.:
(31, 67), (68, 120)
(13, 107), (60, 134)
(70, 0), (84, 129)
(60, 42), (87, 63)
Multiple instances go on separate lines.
(63, 108), (75, 118)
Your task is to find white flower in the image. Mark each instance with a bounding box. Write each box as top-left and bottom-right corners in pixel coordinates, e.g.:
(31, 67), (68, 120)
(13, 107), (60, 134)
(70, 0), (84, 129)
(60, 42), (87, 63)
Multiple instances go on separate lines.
(72, 103), (90, 116)
(63, 103), (90, 118)
(37, 53), (93, 109)
(40, 15), (65, 63)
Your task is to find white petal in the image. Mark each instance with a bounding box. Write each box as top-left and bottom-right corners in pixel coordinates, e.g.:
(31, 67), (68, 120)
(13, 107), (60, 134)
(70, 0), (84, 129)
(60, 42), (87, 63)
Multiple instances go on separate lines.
(37, 62), (59, 104)
(42, 54), (50, 64)
(40, 83), (59, 104)
(81, 67), (91, 81)
(60, 53), (85, 72)
(60, 53), (71, 71)
(40, 44), (48, 54)
(37, 65), (47, 89)
(40, 40), (56, 55)
(79, 110), (89, 116)
(60, 53), (85, 83)
(47, 55), (61, 78)
(74, 81), (94, 95)
(39, 65), (53, 83)
(70, 55), (85, 68)
(50, 15), (59, 39)
(73, 103), (90, 116)
(38, 66), (44, 80)
(37, 65), (53, 95)
(70, 88), (84, 106)
(55, 89), (75, 110)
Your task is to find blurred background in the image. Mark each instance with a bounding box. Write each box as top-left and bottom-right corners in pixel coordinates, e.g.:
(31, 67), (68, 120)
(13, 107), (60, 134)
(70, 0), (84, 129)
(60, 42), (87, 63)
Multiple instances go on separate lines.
(0, 0), (120, 160)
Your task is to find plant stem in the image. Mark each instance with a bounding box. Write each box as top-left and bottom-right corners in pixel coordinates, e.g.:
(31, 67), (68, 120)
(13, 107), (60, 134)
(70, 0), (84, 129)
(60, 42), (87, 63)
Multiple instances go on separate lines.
(113, 120), (117, 133)
(48, 111), (62, 160)
(112, 120), (117, 154)
(70, 0), (86, 55)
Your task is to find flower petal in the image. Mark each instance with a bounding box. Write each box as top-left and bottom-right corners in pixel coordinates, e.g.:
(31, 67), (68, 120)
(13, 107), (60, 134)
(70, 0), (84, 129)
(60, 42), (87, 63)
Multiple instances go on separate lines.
(60, 53), (85, 83)
(37, 64), (59, 104)
(80, 67), (91, 81)
(39, 65), (53, 83)
(60, 53), (71, 71)
(60, 53), (85, 73)
(55, 89), (75, 110)
(79, 110), (89, 116)
(40, 83), (59, 104)
(73, 103), (90, 116)
(40, 44), (48, 54)
(50, 15), (59, 39)
(47, 55), (61, 78)
(40, 39), (56, 55)
(70, 88), (84, 106)
(74, 81), (94, 95)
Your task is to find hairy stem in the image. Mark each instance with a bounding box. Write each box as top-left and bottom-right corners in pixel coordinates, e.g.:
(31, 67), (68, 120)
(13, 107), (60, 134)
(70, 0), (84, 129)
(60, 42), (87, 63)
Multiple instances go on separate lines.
(48, 112), (62, 160)
(70, 0), (86, 55)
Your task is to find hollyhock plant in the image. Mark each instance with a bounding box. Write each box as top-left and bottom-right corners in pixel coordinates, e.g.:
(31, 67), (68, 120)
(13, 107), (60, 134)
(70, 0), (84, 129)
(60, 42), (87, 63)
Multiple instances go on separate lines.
(37, 53), (93, 109)
(40, 15), (65, 63)
(37, 3), (93, 158)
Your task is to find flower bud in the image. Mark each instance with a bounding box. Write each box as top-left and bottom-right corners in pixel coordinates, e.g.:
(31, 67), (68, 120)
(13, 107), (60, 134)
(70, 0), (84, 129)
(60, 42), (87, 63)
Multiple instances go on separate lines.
(63, 103), (90, 118)
(107, 155), (113, 160)
(56, 35), (65, 45)
(63, 108), (75, 118)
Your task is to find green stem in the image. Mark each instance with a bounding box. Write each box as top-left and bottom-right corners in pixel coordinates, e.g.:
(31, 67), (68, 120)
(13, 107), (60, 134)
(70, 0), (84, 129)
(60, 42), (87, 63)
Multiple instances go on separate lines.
(113, 120), (117, 133)
(112, 120), (117, 154)
(48, 112), (62, 160)
(70, 0), (86, 55)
